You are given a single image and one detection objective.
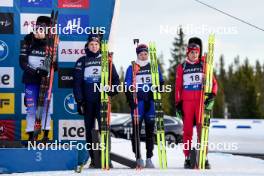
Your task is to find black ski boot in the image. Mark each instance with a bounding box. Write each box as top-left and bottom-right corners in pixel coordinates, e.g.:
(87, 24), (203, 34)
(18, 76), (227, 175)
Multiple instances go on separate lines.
(184, 156), (191, 169)
(89, 160), (95, 168)
(205, 159), (211, 169)
(41, 130), (49, 144)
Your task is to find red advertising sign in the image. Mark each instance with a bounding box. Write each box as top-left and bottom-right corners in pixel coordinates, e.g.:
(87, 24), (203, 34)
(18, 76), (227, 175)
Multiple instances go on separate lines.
(0, 120), (15, 140)
(58, 0), (89, 9)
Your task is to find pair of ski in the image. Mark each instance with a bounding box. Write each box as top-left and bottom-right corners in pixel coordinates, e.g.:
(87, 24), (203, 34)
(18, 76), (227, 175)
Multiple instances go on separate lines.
(75, 40), (113, 173)
(33, 10), (59, 140)
(131, 42), (167, 169)
(191, 34), (215, 169)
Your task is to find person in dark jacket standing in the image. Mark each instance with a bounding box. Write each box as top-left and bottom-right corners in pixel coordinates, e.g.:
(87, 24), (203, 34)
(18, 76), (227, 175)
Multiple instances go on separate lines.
(19, 16), (55, 142)
(73, 34), (120, 168)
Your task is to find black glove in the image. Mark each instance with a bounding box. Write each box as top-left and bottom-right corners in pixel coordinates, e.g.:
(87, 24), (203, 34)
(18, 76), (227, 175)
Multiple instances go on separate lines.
(77, 101), (86, 115)
(24, 96), (27, 107)
(36, 68), (48, 77)
(128, 99), (137, 111)
(106, 90), (118, 97)
(144, 101), (151, 112)
(175, 101), (183, 119)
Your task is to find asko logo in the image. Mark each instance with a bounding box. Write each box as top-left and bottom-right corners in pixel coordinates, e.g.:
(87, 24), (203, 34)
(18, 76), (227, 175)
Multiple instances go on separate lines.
(20, 0), (52, 7)
(20, 13), (49, 34)
(58, 0), (89, 9)
(59, 120), (85, 141)
(59, 41), (86, 62)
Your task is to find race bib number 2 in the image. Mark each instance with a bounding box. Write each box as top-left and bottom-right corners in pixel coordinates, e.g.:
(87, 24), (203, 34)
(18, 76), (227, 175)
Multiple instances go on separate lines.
(84, 66), (101, 83)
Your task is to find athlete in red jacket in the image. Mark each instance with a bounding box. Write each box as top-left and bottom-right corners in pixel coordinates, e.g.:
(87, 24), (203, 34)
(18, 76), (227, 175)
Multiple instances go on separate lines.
(175, 40), (218, 169)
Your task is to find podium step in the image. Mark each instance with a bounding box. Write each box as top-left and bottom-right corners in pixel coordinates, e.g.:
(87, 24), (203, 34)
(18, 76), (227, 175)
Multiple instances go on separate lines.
(0, 147), (78, 173)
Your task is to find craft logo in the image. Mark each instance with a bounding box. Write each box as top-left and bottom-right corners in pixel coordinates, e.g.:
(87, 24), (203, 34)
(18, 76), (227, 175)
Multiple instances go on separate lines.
(0, 67), (14, 88)
(64, 93), (78, 114)
(59, 120), (85, 141)
(0, 13), (14, 34)
(58, 0), (89, 9)
(0, 40), (9, 61)
(58, 41), (86, 62)
(0, 0), (13, 7)
(21, 120), (53, 140)
(58, 14), (89, 35)
(0, 93), (15, 114)
(20, 0), (52, 7)
(20, 13), (49, 34)
(58, 68), (74, 88)
(0, 120), (15, 140)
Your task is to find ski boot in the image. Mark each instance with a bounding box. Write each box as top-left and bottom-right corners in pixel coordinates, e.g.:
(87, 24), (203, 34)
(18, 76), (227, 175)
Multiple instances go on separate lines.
(184, 156), (191, 169)
(136, 158), (144, 169)
(145, 158), (155, 168)
(205, 159), (211, 169)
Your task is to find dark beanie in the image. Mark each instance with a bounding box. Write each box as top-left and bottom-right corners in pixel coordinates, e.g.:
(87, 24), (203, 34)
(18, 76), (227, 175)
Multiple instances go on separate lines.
(36, 16), (51, 27)
(87, 34), (101, 44)
(136, 44), (148, 55)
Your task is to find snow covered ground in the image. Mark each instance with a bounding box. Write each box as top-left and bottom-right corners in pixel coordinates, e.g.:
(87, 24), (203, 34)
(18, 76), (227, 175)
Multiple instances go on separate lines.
(2, 117), (264, 176)
(5, 138), (264, 176)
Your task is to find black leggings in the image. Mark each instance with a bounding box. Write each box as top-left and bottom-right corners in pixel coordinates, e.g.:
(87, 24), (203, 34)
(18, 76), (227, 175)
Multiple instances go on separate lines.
(131, 117), (155, 159)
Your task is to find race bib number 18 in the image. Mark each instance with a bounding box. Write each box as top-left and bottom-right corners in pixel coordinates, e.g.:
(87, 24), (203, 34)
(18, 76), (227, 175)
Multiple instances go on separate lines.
(183, 73), (203, 90)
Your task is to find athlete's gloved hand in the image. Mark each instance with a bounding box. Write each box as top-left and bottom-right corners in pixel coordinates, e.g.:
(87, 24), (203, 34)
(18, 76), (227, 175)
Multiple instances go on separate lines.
(204, 93), (215, 111)
(175, 101), (183, 119)
(36, 67), (48, 77)
(144, 101), (151, 112)
(77, 101), (86, 115)
(106, 90), (118, 97)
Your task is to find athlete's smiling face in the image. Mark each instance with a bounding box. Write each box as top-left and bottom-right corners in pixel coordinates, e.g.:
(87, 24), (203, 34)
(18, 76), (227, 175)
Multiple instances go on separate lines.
(88, 41), (100, 53)
(188, 50), (199, 62)
(137, 51), (149, 61)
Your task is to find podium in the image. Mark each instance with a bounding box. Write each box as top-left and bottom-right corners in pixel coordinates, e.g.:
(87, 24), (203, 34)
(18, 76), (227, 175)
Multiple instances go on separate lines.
(0, 147), (80, 174)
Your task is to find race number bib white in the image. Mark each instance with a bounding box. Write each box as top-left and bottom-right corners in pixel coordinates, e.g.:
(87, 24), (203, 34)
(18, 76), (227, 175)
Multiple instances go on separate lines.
(84, 66), (101, 83)
(28, 56), (45, 69)
(136, 74), (152, 84)
(183, 73), (203, 86)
